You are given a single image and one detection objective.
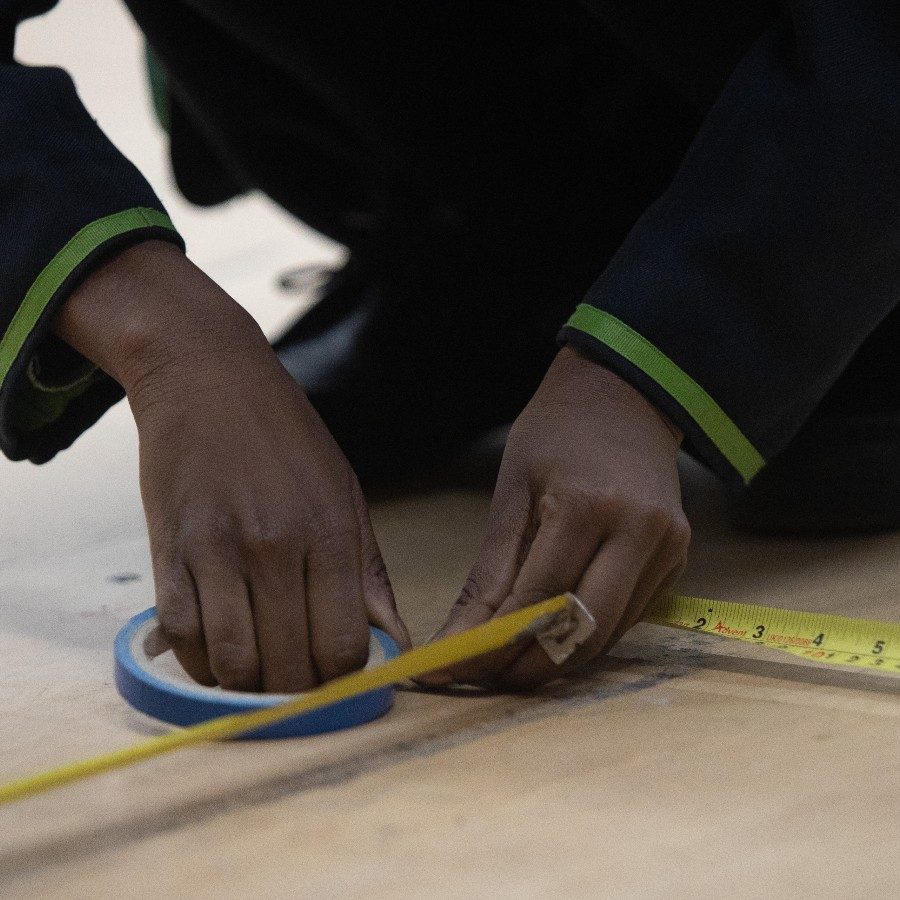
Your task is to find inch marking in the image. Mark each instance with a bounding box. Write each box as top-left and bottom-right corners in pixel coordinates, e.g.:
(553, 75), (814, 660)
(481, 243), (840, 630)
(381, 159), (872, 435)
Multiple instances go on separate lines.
(644, 595), (900, 674)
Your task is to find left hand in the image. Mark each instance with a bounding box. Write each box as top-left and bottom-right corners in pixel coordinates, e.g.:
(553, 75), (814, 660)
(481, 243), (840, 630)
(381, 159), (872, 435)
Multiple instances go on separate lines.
(422, 344), (691, 689)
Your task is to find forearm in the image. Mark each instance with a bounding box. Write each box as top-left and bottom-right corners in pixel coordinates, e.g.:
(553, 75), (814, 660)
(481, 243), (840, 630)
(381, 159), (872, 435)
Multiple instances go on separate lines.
(52, 240), (270, 397)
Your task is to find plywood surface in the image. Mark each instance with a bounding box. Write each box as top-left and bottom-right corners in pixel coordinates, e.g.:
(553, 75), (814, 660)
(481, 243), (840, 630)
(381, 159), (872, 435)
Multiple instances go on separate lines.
(1, 466), (898, 898)
(1, 3), (897, 895)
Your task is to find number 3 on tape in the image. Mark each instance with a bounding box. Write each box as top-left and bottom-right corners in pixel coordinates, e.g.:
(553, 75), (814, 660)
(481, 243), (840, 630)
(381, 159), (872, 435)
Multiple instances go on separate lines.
(643, 595), (900, 673)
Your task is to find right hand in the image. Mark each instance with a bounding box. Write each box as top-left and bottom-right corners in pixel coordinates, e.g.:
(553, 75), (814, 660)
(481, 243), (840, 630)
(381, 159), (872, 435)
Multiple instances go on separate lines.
(56, 240), (410, 691)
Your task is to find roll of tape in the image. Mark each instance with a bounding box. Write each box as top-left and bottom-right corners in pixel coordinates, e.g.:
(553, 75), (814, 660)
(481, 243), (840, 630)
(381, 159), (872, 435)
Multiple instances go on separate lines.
(114, 608), (400, 739)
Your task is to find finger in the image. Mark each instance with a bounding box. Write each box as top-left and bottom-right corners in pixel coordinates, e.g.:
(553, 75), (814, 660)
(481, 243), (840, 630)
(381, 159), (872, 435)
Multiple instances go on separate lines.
(498, 519), (664, 689)
(250, 544), (316, 693)
(596, 539), (689, 653)
(432, 477), (533, 639)
(192, 561), (260, 691)
(306, 522), (371, 682)
(598, 513), (690, 651)
(437, 494), (606, 685)
(351, 480), (411, 650)
(155, 563), (216, 687)
(507, 493), (608, 606)
(416, 478), (532, 685)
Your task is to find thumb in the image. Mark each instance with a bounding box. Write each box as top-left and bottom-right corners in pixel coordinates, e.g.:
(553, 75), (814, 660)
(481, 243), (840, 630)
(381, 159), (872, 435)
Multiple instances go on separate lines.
(419, 479), (533, 683)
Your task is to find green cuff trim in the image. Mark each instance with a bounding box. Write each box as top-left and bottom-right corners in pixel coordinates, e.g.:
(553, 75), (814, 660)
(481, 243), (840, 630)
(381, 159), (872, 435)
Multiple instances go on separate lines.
(0, 207), (178, 401)
(565, 304), (765, 483)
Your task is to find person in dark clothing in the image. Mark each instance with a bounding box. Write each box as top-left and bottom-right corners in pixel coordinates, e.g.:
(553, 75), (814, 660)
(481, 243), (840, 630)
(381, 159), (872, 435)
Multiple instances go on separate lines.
(1, 2), (897, 691)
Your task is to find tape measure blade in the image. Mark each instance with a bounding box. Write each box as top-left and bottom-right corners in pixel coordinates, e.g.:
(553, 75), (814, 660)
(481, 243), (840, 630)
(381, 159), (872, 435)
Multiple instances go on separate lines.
(644, 594), (900, 673)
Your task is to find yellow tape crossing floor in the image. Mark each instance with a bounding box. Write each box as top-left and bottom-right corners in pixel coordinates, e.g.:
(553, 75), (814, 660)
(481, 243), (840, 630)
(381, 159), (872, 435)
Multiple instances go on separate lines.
(0, 593), (897, 806)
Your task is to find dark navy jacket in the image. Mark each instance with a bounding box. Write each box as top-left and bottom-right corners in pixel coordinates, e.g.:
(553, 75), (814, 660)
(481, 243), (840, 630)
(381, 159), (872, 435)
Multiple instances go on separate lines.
(0, 1), (897, 487)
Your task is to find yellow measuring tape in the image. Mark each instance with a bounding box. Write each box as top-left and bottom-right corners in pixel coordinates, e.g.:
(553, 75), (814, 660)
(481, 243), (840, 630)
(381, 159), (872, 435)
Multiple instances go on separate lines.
(643, 594), (900, 672)
(0, 593), (896, 806)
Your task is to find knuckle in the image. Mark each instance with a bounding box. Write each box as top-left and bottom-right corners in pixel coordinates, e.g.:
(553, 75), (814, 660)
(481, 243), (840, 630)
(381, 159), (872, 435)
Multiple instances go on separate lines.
(307, 518), (358, 561)
(241, 515), (293, 560)
(178, 513), (232, 558)
(592, 492), (628, 521)
(208, 641), (259, 691)
(537, 491), (562, 522)
(240, 509), (308, 563)
(540, 488), (614, 524)
(670, 515), (692, 553)
(675, 514), (692, 541)
(157, 604), (201, 649)
(538, 489), (578, 522)
(632, 502), (677, 535)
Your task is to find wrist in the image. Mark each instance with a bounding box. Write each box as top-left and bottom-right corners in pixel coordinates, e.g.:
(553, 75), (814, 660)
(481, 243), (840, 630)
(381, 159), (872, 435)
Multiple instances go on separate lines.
(553, 345), (684, 448)
(53, 239), (267, 395)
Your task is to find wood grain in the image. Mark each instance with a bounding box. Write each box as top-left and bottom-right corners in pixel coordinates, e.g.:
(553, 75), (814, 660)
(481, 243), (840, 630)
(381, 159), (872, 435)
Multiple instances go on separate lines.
(1, 460), (897, 897)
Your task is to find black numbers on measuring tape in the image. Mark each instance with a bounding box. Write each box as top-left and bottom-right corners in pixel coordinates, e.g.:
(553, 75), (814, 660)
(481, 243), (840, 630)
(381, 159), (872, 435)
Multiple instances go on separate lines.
(752, 625), (766, 639)
(693, 617), (707, 629)
(811, 633), (825, 647)
(846, 655), (860, 663)
(872, 640), (885, 654)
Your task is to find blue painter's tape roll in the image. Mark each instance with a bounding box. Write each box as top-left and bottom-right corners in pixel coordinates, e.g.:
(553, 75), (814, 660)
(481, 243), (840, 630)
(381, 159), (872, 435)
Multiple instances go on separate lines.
(114, 608), (399, 739)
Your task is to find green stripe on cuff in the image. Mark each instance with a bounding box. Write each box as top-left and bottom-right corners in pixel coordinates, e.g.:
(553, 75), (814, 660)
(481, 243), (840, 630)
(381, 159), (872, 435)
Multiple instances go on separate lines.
(565, 303), (765, 483)
(0, 207), (178, 393)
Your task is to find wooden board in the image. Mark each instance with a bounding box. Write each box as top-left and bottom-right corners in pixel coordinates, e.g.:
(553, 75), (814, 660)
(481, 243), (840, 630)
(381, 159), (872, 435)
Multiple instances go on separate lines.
(1, 460), (897, 897)
(3, 4), (897, 894)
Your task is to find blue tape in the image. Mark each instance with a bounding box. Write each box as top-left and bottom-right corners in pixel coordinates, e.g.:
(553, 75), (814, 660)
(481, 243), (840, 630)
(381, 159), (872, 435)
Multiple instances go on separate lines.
(114, 608), (399, 739)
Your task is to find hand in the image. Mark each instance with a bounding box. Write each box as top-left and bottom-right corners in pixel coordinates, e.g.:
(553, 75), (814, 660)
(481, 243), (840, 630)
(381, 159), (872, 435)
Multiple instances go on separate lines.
(424, 344), (690, 689)
(56, 241), (409, 691)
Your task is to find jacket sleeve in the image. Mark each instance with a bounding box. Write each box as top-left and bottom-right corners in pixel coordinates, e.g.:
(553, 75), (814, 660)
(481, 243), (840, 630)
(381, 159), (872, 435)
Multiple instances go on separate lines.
(559, 0), (899, 487)
(0, 1), (184, 463)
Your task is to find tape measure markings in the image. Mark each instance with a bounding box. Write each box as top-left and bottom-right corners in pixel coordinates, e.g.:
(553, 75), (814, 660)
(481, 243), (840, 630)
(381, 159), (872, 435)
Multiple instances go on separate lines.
(643, 595), (900, 671)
